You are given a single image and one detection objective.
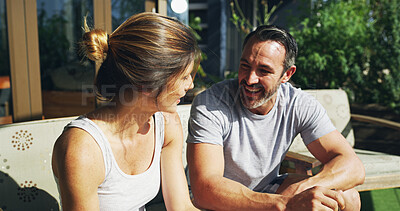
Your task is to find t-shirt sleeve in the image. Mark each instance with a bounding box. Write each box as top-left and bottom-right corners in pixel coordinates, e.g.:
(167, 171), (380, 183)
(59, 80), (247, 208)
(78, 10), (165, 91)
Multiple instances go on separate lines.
(296, 92), (336, 145)
(186, 91), (229, 146)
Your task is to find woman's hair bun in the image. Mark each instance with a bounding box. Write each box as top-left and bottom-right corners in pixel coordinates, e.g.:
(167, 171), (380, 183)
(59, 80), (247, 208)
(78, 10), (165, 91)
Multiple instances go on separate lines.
(80, 26), (109, 63)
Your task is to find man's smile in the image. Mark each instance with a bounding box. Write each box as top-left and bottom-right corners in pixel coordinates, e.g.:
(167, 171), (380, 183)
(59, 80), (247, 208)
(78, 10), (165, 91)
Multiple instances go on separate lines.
(240, 81), (264, 97)
(243, 85), (263, 93)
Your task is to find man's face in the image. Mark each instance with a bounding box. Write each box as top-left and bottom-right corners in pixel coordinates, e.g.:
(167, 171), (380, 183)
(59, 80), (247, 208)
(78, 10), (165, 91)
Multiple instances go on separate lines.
(238, 38), (287, 111)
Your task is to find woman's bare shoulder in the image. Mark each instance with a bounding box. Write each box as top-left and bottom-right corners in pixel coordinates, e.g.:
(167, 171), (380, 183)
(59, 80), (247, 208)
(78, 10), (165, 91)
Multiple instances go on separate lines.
(52, 127), (105, 182)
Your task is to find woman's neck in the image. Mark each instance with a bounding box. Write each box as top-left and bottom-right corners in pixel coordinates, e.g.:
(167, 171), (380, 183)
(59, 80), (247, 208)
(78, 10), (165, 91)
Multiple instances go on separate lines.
(89, 96), (158, 139)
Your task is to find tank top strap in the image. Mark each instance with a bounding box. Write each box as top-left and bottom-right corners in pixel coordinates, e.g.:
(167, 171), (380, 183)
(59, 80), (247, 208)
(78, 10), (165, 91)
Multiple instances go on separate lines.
(154, 112), (165, 150)
(64, 116), (113, 178)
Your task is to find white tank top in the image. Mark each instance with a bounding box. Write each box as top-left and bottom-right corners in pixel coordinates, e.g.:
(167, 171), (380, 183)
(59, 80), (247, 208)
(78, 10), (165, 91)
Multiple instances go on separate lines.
(59, 112), (164, 211)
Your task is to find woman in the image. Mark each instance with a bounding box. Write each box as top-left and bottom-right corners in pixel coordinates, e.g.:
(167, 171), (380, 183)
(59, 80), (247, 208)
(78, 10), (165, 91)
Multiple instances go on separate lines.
(52, 12), (200, 210)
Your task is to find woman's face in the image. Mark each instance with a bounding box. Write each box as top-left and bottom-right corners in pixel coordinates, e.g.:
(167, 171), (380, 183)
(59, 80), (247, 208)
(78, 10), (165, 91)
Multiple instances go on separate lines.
(157, 62), (195, 113)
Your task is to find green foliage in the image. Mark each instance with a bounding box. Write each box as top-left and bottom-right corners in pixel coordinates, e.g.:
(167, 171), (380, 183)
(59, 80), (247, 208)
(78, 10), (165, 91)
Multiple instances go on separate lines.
(189, 14), (208, 88)
(189, 14), (222, 88)
(37, 7), (70, 89)
(290, 0), (400, 111)
(37, 1), (93, 90)
(230, 0), (282, 35)
(111, 0), (144, 30)
(367, 0), (400, 110)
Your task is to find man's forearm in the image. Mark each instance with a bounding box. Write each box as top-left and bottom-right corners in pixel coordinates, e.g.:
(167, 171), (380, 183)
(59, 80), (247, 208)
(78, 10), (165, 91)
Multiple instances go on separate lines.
(299, 154), (365, 192)
(192, 176), (287, 211)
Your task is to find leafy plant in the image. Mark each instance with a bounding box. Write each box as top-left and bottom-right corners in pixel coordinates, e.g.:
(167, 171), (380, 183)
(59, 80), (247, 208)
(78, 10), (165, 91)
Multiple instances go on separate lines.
(37, 1), (94, 91)
(227, 0), (283, 79)
(290, 1), (370, 92)
(366, 0), (400, 110)
(230, 0), (282, 35)
(37, 7), (70, 90)
(290, 0), (400, 111)
(189, 14), (222, 89)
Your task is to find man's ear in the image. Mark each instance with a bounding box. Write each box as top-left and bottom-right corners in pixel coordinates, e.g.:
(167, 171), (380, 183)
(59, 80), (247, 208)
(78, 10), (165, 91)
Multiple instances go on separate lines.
(281, 66), (296, 83)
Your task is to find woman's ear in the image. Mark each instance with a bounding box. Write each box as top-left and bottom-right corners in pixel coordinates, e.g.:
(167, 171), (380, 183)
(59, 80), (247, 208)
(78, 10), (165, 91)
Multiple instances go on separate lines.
(142, 91), (152, 97)
(281, 66), (296, 83)
(140, 86), (157, 97)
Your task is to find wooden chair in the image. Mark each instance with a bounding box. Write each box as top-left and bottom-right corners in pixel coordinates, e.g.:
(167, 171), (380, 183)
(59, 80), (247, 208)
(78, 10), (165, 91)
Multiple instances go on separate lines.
(280, 89), (400, 192)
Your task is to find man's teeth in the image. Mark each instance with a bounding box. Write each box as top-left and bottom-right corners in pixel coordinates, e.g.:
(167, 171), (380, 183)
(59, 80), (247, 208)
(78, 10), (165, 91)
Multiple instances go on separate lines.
(245, 86), (262, 92)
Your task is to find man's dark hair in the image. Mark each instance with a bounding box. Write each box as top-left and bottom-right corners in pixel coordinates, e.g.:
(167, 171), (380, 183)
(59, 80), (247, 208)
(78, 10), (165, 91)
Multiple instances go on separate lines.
(243, 25), (298, 73)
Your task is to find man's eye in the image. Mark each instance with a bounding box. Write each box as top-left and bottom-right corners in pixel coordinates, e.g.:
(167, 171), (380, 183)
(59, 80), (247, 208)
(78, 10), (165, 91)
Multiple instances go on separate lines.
(240, 64), (250, 69)
(260, 69), (271, 74)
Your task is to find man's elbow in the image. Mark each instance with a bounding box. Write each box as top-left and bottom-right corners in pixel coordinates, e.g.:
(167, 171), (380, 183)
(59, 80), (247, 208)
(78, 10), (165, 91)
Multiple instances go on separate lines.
(191, 184), (210, 209)
(191, 179), (217, 209)
(191, 193), (207, 210)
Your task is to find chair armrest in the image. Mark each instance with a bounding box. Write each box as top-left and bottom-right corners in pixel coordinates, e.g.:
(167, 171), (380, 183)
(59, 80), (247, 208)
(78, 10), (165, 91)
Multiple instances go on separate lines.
(351, 114), (400, 131)
(282, 151), (322, 176)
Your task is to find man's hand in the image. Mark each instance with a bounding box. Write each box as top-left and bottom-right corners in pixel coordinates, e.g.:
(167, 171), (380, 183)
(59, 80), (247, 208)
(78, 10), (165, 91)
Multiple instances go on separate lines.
(278, 176), (309, 196)
(285, 186), (346, 211)
(280, 182), (305, 196)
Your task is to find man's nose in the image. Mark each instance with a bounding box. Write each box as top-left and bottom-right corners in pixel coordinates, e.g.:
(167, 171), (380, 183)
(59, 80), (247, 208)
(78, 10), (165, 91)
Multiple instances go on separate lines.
(246, 70), (259, 85)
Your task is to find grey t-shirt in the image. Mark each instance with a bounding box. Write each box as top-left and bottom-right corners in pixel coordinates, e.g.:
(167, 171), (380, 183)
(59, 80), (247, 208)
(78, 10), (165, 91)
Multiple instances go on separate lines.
(187, 79), (335, 192)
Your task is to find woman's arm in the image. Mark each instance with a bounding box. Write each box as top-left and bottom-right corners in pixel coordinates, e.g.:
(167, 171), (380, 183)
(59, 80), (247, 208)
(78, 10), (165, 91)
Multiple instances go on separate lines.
(161, 112), (199, 211)
(52, 128), (105, 211)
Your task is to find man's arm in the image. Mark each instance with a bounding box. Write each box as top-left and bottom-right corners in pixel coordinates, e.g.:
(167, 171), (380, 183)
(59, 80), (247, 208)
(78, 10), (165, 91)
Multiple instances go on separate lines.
(280, 130), (365, 196)
(187, 142), (287, 211)
(187, 142), (346, 211)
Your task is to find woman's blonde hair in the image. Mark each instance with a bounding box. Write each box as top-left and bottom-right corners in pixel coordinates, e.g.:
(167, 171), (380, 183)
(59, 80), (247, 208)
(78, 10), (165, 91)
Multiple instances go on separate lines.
(80, 12), (200, 101)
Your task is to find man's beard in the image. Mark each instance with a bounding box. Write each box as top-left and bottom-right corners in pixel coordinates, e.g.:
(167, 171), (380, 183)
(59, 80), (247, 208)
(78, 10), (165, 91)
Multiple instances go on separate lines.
(239, 80), (280, 110)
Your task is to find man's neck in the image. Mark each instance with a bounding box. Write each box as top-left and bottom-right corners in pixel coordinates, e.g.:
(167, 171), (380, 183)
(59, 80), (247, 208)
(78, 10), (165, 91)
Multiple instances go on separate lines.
(247, 94), (278, 115)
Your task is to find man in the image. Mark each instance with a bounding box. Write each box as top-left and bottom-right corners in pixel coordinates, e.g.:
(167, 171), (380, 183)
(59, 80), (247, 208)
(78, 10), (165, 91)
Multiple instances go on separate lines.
(186, 25), (365, 211)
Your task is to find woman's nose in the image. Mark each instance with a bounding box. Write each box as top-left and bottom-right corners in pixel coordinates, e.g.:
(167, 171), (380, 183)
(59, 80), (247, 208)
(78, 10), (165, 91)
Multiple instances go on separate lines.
(186, 75), (194, 90)
(188, 80), (194, 90)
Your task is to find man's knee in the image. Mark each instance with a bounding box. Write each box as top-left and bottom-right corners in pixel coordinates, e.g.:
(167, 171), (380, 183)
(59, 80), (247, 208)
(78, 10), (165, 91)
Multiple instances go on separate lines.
(343, 188), (361, 211)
